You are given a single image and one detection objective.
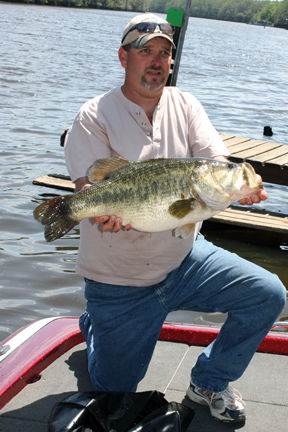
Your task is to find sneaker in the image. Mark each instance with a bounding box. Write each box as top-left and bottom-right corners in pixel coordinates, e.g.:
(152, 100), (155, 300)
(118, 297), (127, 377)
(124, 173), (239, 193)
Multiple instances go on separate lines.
(186, 381), (246, 423)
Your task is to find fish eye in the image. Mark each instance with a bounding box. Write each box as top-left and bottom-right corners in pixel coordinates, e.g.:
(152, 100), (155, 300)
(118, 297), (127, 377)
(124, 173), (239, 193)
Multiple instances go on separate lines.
(227, 162), (236, 169)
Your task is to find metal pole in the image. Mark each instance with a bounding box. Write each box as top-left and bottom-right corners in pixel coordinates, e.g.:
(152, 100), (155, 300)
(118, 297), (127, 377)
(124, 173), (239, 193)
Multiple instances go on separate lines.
(169, 0), (191, 86)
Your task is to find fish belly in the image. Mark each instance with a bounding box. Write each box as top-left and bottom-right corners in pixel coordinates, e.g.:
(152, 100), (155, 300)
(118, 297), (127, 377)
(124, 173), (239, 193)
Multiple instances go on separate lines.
(119, 201), (209, 233)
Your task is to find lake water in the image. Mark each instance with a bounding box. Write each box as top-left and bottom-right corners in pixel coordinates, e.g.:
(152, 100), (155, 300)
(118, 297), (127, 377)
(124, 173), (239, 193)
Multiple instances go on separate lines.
(0, 3), (288, 342)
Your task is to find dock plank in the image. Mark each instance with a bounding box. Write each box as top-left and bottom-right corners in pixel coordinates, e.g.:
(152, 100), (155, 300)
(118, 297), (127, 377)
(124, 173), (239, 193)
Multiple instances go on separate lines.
(218, 133), (235, 141)
(230, 142), (283, 159)
(210, 208), (288, 233)
(33, 175), (75, 192)
(224, 138), (268, 152)
(221, 136), (252, 148)
(255, 146), (288, 163)
(269, 155), (288, 166)
(228, 141), (267, 153)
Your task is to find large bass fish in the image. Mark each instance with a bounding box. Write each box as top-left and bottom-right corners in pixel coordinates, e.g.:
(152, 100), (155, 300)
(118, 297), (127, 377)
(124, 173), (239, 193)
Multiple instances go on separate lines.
(34, 157), (262, 242)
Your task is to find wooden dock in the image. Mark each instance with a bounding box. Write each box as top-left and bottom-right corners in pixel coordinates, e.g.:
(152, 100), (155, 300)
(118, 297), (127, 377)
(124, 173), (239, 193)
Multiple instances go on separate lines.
(220, 133), (288, 186)
(202, 207), (288, 246)
(33, 174), (75, 192)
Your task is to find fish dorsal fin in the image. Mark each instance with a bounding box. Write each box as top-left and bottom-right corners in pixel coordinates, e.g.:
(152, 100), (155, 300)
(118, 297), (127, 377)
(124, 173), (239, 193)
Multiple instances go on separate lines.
(168, 198), (196, 219)
(88, 157), (131, 183)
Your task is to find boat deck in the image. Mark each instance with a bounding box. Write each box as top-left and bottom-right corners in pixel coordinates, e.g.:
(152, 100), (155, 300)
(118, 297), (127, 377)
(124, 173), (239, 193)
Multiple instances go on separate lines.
(1, 340), (287, 431)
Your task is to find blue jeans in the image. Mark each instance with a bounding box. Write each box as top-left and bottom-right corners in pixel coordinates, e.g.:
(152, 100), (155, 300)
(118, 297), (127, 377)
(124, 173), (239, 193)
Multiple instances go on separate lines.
(80, 235), (286, 393)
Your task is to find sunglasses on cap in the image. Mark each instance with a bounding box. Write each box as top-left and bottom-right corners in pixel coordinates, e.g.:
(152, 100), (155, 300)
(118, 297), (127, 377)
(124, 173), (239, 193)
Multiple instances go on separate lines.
(122, 22), (175, 44)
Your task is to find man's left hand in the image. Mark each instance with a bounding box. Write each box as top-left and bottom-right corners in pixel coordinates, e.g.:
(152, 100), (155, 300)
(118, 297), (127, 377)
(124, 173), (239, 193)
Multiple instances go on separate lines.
(239, 174), (268, 205)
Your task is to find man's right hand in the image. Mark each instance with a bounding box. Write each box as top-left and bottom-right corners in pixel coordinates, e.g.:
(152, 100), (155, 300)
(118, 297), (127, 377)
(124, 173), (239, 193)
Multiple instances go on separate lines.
(94, 216), (131, 233)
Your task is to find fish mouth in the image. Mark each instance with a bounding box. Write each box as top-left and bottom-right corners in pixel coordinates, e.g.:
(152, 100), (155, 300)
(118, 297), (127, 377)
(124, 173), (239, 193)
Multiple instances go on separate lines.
(239, 183), (263, 197)
(241, 163), (262, 188)
(239, 163), (263, 197)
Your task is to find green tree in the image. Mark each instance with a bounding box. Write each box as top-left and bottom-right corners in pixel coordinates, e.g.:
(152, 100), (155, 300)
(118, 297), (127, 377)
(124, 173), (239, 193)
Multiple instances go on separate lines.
(5, 0), (288, 27)
(277, 0), (288, 22)
(129, 0), (148, 12)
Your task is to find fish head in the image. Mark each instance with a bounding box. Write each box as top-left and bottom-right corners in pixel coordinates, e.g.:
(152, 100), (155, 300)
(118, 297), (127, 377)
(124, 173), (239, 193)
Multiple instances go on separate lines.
(191, 160), (262, 210)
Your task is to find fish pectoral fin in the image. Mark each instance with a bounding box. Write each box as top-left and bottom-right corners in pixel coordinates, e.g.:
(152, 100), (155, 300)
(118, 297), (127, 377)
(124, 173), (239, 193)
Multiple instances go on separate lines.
(168, 198), (196, 219)
(88, 157), (131, 183)
(174, 223), (196, 239)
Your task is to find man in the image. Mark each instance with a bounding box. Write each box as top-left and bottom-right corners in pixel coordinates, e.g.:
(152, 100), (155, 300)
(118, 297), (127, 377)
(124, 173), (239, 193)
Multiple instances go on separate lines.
(65, 14), (286, 423)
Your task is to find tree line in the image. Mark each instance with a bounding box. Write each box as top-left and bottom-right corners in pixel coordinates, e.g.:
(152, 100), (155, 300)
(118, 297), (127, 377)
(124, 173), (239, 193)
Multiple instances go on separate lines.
(5, 0), (288, 27)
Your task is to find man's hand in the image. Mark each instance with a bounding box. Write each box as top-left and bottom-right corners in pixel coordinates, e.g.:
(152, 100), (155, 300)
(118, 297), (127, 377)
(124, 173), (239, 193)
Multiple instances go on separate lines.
(238, 174), (268, 206)
(94, 216), (131, 233)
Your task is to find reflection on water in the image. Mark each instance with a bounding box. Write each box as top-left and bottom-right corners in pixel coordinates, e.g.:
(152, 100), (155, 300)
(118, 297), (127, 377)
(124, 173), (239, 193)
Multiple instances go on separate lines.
(0, 4), (287, 341)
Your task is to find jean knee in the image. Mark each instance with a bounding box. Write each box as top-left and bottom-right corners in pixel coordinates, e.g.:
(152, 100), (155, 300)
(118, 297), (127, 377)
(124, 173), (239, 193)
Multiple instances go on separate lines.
(266, 274), (286, 314)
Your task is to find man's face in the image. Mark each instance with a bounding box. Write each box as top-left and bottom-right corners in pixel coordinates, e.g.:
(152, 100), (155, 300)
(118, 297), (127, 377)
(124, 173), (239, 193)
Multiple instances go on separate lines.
(119, 37), (172, 93)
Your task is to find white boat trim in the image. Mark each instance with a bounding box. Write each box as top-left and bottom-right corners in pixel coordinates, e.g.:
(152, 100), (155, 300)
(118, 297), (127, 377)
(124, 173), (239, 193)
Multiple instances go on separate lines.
(0, 317), (63, 363)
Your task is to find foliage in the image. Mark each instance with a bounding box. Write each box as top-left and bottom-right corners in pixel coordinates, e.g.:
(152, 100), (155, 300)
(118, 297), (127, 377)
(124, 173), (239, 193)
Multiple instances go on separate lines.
(149, 0), (288, 26)
(6, 1), (288, 27)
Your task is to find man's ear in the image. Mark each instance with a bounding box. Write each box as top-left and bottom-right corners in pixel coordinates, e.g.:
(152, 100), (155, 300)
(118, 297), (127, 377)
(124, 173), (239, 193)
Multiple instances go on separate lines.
(118, 47), (128, 69)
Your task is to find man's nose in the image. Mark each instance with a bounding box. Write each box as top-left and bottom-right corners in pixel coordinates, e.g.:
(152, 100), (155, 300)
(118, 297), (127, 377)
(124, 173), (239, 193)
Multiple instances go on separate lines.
(151, 53), (162, 66)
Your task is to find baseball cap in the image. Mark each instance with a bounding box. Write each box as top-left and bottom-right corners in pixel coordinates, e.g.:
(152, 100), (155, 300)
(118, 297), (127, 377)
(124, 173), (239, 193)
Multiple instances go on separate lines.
(121, 14), (175, 49)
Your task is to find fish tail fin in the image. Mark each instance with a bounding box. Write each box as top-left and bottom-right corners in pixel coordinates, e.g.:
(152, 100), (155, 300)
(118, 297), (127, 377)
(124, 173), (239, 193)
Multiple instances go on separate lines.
(33, 196), (78, 242)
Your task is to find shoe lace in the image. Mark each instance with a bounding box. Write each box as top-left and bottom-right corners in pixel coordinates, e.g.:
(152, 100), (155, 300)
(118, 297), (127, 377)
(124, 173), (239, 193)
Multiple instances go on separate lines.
(212, 386), (246, 408)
